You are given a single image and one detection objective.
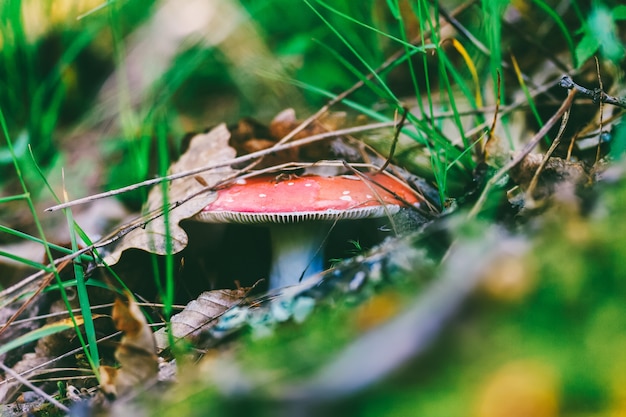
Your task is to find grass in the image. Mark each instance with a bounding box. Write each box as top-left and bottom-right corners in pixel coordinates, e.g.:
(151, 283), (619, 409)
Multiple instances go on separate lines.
(0, 0), (624, 413)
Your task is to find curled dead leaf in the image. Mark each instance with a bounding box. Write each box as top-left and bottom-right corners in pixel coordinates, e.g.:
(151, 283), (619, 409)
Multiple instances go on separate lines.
(102, 124), (236, 265)
(99, 294), (158, 397)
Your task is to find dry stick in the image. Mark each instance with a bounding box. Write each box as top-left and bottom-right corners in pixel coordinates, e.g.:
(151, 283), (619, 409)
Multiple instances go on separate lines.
(376, 108), (407, 175)
(5, 302), (185, 328)
(0, 259), (71, 338)
(468, 87), (578, 219)
(341, 161), (399, 235)
(595, 57), (604, 165)
(0, 361), (70, 413)
(525, 103), (572, 203)
(0, 246), (91, 308)
(559, 75), (626, 109)
(482, 70), (502, 157)
(566, 131), (578, 161)
(46, 121), (395, 212)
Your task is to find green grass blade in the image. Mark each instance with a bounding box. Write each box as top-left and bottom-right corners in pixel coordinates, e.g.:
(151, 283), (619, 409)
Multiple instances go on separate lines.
(0, 193), (29, 203)
(0, 250), (50, 271)
(0, 105), (100, 377)
(314, 0), (434, 54)
(304, 0), (399, 106)
(64, 203), (100, 370)
(0, 317), (86, 357)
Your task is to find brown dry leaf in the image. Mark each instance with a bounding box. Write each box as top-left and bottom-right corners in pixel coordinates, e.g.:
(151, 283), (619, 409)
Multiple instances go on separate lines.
(102, 124), (236, 265)
(100, 294), (158, 397)
(153, 288), (249, 351)
(269, 108), (348, 162)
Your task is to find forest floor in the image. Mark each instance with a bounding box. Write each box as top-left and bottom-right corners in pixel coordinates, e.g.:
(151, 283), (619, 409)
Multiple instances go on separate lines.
(1, 1), (626, 416)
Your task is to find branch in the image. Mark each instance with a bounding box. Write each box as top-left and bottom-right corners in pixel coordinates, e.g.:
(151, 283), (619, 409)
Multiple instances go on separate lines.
(559, 75), (626, 109)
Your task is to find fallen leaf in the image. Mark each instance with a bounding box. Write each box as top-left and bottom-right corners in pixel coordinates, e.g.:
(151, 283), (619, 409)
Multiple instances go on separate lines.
(269, 108), (350, 162)
(153, 288), (249, 351)
(100, 294), (158, 397)
(102, 124), (236, 265)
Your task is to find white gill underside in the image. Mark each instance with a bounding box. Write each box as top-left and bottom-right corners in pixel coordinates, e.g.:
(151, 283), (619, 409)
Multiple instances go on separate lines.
(194, 204), (401, 224)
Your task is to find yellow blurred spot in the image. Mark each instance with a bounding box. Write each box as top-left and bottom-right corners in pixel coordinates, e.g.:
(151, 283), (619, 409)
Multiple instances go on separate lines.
(475, 360), (559, 417)
(480, 254), (537, 302)
(20, 0), (105, 43)
(608, 363), (626, 417)
(355, 292), (400, 331)
(511, 0), (531, 17)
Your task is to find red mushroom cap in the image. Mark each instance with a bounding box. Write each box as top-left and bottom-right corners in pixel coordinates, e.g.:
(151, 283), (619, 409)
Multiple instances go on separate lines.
(195, 173), (421, 224)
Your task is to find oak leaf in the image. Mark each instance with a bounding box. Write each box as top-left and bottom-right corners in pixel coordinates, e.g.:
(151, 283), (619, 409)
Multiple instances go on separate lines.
(102, 124), (236, 265)
(153, 288), (249, 351)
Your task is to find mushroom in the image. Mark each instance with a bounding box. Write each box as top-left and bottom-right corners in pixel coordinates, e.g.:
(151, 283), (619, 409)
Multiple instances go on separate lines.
(194, 173), (421, 290)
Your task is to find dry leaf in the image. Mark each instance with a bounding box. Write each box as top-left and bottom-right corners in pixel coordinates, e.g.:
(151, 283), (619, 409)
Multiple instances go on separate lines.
(100, 294), (158, 397)
(153, 288), (249, 351)
(102, 124), (236, 265)
(269, 108), (349, 162)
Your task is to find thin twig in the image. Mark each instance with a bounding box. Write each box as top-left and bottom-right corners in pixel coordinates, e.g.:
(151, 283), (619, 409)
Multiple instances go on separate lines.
(376, 108), (407, 174)
(0, 246), (94, 307)
(482, 70), (502, 158)
(525, 101), (572, 203)
(0, 361), (70, 412)
(595, 58), (604, 164)
(468, 88), (578, 218)
(0, 331), (120, 388)
(46, 121), (396, 212)
(0, 259), (70, 338)
(341, 162), (399, 235)
(559, 75), (626, 109)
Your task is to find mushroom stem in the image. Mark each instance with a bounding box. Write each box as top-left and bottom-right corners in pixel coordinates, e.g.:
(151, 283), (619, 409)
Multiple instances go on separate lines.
(267, 222), (330, 289)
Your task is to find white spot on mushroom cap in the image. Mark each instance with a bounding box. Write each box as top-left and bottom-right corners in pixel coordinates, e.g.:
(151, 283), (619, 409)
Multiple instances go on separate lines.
(340, 196), (352, 201)
(342, 191), (350, 195)
(235, 179), (247, 185)
(304, 183), (312, 187)
(259, 193), (267, 198)
(287, 182), (294, 186)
